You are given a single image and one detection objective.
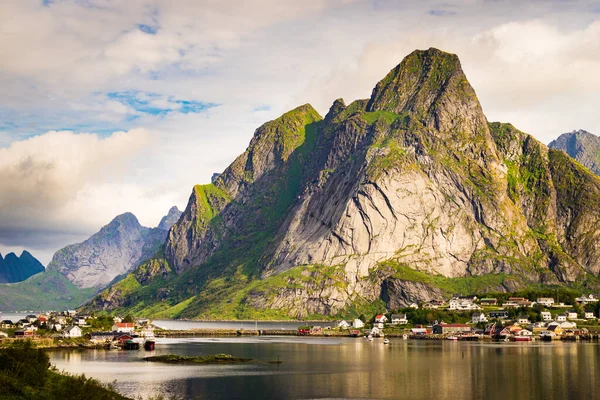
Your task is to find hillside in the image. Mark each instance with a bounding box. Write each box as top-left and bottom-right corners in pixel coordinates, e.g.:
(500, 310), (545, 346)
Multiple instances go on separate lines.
(82, 48), (600, 320)
(0, 271), (95, 311)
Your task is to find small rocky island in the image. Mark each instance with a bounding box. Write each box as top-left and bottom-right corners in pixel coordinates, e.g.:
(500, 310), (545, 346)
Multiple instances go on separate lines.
(143, 353), (253, 364)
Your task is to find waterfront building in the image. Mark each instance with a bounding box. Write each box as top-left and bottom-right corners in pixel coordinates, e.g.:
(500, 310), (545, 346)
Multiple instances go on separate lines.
(432, 323), (471, 335)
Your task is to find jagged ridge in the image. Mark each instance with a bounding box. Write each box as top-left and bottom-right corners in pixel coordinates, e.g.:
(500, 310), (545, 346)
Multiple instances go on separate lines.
(82, 48), (600, 319)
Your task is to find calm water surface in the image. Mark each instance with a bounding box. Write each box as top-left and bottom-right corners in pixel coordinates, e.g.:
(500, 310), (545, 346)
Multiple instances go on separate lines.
(49, 337), (600, 400)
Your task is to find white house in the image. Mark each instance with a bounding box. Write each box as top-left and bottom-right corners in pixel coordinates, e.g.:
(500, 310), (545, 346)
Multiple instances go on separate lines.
(352, 319), (365, 329)
(409, 303), (419, 309)
(536, 298), (555, 307)
(50, 323), (63, 332)
(471, 312), (488, 324)
(338, 320), (351, 329)
(391, 314), (408, 325)
(62, 325), (82, 338)
(74, 317), (86, 326)
(449, 298), (481, 311)
(517, 316), (530, 325)
(556, 314), (567, 322)
(585, 312), (596, 319)
(566, 311), (578, 320)
(112, 322), (135, 334)
(374, 314), (388, 323)
(113, 316), (123, 323)
(540, 312), (552, 321)
(576, 294), (599, 304)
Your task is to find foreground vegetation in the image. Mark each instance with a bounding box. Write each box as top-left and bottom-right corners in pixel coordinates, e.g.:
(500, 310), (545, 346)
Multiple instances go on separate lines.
(0, 341), (128, 400)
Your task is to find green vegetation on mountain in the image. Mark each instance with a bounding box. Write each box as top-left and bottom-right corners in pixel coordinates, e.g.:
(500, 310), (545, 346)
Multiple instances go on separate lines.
(0, 271), (95, 311)
(81, 48), (600, 320)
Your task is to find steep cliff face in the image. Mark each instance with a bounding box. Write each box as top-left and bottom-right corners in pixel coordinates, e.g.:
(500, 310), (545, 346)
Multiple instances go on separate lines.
(549, 130), (600, 175)
(0, 251), (45, 284)
(83, 48), (600, 319)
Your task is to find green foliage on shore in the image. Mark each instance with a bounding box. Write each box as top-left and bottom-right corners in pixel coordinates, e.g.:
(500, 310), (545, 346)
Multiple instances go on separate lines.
(0, 341), (128, 400)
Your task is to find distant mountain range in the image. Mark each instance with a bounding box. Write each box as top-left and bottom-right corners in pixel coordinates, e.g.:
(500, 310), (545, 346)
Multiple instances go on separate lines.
(0, 206), (181, 311)
(47, 207), (182, 289)
(549, 130), (600, 175)
(0, 251), (44, 283)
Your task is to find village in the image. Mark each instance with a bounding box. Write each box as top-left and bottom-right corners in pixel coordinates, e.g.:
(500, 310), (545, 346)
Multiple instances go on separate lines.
(0, 311), (156, 350)
(332, 293), (600, 341)
(2, 292), (600, 345)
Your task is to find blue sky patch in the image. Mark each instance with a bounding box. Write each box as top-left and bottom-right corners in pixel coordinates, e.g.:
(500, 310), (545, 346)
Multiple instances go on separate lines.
(138, 24), (158, 35)
(107, 91), (218, 116)
(253, 105), (271, 112)
(428, 9), (456, 17)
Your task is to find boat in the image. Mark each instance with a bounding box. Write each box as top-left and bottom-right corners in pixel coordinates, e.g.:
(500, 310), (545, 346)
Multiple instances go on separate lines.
(514, 336), (531, 342)
(447, 336), (458, 341)
(383, 338), (390, 345)
(367, 335), (374, 341)
(402, 334), (408, 340)
(143, 339), (156, 351)
(123, 340), (140, 350)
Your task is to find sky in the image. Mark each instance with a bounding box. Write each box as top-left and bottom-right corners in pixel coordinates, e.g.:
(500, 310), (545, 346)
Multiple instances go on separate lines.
(1, 0), (600, 264)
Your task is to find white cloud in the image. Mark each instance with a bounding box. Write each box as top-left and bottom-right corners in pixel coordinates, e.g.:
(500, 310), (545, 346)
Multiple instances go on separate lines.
(1, 0), (600, 263)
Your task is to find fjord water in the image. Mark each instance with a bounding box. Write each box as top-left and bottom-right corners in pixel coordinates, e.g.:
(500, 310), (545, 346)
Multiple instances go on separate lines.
(49, 337), (599, 400)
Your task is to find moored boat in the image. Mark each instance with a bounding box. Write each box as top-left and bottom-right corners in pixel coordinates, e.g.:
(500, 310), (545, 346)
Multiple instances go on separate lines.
(144, 339), (156, 351)
(514, 336), (531, 342)
(383, 338), (390, 344)
(123, 340), (140, 350)
(447, 336), (458, 341)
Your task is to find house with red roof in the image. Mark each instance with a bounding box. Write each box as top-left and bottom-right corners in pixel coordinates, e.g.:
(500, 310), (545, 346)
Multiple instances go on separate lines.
(112, 322), (135, 334)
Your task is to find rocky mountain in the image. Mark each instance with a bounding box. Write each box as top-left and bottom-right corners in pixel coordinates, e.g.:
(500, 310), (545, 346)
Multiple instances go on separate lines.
(83, 48), (600, 320)
(158, 206), (182, 230)
(48, 207), (178, 289)
(0, 251), (45, 284)
(549, 130), (600, 175)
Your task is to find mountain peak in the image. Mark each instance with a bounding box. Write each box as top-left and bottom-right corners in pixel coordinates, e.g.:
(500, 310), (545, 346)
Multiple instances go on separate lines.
(0, 250), (44, 283)
(158, 206), (183, 230)
(549, 129), (600, 175)
(366, 48), (482, 132)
